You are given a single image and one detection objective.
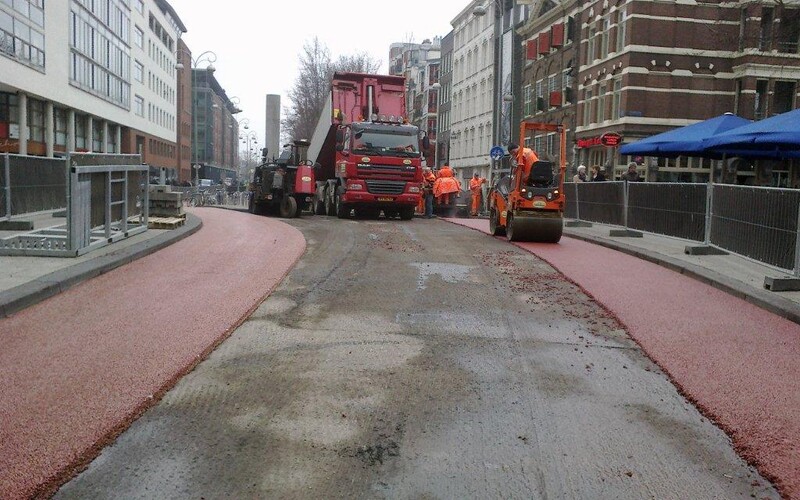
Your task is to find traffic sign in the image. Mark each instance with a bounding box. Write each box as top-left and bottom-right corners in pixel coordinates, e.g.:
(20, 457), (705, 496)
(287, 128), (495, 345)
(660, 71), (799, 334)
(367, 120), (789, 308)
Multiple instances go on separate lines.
(490, 146), (504, 160)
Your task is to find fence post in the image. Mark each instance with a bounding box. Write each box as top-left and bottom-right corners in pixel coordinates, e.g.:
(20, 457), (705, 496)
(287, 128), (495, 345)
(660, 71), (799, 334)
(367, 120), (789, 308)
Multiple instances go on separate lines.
(574, 182), (580, 221)
(3, 154), (10, 220)
(704, 183), (713, 245)
(623, 180), (629, 230)
(794, 202), (800, 278)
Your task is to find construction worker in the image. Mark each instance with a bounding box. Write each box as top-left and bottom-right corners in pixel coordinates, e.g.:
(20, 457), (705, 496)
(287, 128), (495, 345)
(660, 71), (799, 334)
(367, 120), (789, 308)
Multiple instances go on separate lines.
(422, 167), (436, 218)
(507, 143), (539, 184)
(433, 165), (461, 207)
(469, 172), (486, 216)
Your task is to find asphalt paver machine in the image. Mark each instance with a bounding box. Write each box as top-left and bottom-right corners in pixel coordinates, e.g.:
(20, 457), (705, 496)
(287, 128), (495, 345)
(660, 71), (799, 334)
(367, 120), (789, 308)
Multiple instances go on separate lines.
(488, 121), (566, 242)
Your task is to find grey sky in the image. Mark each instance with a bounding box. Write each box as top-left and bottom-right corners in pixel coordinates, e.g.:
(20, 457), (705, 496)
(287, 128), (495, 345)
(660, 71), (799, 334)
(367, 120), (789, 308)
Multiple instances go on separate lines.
(168, 0), (458, 149)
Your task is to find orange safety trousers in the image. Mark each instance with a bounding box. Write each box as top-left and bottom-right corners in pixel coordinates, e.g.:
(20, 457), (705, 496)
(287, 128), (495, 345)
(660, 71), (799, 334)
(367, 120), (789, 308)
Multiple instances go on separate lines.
(471, 191), (481, 215)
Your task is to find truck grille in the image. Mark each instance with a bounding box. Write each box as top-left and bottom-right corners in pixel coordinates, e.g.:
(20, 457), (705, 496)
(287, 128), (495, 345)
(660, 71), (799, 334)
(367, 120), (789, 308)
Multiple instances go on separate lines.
(365, 180), (406, 195)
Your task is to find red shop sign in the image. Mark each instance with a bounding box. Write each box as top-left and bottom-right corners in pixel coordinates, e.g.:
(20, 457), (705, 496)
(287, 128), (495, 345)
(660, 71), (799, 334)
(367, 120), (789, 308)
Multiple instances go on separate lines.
(600, 132), (623, 147)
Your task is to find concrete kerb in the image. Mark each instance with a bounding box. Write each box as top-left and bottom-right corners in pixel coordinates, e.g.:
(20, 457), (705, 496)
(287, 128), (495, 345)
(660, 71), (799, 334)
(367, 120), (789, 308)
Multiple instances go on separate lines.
(0, 214), (202, 318)
(563, 229), (800, 326)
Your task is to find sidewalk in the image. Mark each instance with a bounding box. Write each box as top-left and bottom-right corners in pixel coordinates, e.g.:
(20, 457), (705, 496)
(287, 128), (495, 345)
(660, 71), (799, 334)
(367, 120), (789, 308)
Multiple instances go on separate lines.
(561, 220), (800, 325)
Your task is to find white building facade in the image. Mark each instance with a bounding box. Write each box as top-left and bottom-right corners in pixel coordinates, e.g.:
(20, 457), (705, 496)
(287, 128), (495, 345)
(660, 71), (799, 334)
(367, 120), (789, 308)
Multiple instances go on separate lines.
(449, 0), (495, 185)
(0, 0), (185, 175)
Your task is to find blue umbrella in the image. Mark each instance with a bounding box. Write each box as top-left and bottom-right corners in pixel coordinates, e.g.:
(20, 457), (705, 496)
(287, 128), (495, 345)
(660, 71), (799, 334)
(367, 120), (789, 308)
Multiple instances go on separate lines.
(619, 113), (752, 158)
(703, 108), (800, 158)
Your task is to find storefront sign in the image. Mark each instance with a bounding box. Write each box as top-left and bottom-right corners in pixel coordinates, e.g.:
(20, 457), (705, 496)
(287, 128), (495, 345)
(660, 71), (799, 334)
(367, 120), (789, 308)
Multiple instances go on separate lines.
(577, 133), (624, 148)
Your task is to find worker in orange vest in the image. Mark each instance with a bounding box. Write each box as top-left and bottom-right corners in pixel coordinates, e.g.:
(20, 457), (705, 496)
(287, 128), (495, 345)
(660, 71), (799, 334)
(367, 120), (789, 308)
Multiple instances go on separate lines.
(469, 172), (486, 216)
(422, 167), (436, 218)
(508, 143), (539, 184)
(433, 165), (461, 206)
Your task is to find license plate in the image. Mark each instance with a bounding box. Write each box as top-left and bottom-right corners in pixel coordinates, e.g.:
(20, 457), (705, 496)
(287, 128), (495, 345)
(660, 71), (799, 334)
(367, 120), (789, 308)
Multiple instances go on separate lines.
(377, 197), (394, 202)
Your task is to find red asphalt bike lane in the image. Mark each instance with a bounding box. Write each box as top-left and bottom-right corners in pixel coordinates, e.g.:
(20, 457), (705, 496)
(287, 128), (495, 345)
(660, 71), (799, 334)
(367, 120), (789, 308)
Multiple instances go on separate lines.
(449, 218), (800, 499)
(0, 208), (305, 499)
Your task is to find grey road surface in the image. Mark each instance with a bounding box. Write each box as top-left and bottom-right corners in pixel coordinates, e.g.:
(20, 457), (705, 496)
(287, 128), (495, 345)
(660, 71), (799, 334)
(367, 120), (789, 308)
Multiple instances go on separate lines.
(57, 216), (777, 499)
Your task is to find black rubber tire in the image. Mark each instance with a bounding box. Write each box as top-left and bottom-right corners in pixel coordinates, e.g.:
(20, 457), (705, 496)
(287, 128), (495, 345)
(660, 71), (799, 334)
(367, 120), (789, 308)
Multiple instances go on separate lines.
(314, 187), (326, 215)
(279, 195), (298, 218)
(336, 194), (349, 219)
(489, 208), (506, 236)
(399, 206), (414, 220)
(325, 188), (337, 216)
(248, 193), (255, 214)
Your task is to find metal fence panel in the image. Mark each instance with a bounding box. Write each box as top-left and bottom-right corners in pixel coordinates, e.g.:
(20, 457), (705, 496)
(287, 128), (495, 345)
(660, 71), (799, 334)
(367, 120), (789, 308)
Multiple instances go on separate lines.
(711, 185), (800, 271)
(0, 155), (7, 219)
(574, 181), (625, 226)
(627, 182), (706, 241)
(7, 154), (66, 216)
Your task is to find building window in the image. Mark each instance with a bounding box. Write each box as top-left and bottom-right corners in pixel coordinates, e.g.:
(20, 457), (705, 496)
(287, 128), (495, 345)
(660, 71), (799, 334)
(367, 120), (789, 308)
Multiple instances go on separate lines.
(755, 79), (768, 119)
(75, 114), (87, 149)
(523, 84), (532, 116)
(597, 82), (607, 123)
(583, 88), (593, 125)
(0, 7), (46, 69)
(773, 80), (796, 114)
(134, 60), (143, 82)
(28, 98), (44, 142)
(92, 119), (103, 151)
(611, 77), (622, 119)
(134, 95), (144, 116)
(616, 9), (627, 52)
(135, 0), (144, 14)
(54, 108), (68, 146)
(134, 25), (143, 48)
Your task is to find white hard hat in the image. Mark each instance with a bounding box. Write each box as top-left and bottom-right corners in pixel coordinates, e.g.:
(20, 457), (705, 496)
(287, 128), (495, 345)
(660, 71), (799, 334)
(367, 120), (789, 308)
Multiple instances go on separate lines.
(578, 165), (586, 171)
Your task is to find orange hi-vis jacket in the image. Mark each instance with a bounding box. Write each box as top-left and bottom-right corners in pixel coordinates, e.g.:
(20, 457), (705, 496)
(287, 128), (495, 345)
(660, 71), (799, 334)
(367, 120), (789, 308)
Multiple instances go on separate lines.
(433, 166), (461, 198)
(469, 177), (486, 193)
(518, 148), (539, 180)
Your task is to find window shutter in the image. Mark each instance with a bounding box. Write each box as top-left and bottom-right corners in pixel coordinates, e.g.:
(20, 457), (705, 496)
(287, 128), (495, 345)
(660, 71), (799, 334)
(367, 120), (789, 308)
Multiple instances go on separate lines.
(551, 23), (565, 48)
(549, 91), (562, 107)
(538, 32), (551, 54)
(526, 39), (538, 60)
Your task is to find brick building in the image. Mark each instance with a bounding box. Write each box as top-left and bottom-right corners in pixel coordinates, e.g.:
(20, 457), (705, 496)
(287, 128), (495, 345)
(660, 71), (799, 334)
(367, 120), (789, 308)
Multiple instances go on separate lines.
(519, 0), (800, 186)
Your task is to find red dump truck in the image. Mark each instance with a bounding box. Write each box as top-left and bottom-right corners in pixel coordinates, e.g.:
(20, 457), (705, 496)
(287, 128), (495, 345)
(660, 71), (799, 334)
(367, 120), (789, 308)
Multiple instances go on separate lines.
(307, 72), (422, 220)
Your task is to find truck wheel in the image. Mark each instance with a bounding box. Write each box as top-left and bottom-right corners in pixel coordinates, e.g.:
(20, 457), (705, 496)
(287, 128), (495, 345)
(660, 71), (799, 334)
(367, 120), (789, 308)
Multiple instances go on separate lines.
(325, 189), (337, 216)
(399, 206), (414, 220)
(248, 193), (255, 214)
(279, 196), (298, 218)
(314, 195), (326, 215)
(336, 194), (350, 219)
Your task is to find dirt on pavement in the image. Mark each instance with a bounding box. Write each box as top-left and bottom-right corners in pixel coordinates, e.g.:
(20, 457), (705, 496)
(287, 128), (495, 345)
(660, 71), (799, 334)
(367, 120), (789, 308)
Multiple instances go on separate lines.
(56, 215), (778, 499)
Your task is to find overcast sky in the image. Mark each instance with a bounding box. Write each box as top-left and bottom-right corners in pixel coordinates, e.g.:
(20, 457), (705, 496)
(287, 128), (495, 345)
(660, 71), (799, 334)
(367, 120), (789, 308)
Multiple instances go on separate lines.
(168, 0), (459, 150)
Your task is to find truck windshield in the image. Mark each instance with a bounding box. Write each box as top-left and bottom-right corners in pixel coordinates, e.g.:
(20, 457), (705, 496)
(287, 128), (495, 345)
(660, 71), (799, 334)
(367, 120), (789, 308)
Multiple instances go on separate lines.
(352, 126), (420, 157)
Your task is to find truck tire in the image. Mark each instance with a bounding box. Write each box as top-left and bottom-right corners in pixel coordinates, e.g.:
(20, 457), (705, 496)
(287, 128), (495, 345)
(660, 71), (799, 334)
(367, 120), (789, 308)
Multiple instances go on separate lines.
(336, 194), (350, 219)
(248, 193), (255, 214)
(399, 206), (414, 220)
(279, 196), (298, 218)
(314, 189), (326, 215)
(325, 187), (337, 216)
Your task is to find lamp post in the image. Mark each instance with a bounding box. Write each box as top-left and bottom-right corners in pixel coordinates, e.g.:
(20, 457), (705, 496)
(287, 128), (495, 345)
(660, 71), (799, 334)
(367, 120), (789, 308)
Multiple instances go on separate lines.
(431, 82), (442, 169)
(240, 129), (258, 180)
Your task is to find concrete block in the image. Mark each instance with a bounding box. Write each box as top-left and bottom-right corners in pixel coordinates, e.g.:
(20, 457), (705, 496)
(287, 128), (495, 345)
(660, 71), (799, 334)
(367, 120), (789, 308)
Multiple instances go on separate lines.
(764, 276), (800, 292)
(565, 220), (593, 228)
(684, 245), (729, 256)
(609, 229), (643, 238)
(0, 220), (34, 230)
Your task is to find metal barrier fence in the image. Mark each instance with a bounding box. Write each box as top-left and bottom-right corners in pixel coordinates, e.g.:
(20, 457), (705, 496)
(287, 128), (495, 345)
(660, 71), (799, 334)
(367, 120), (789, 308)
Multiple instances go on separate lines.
(1, 154), (66, 220)
(565, 181), (800, 275)
(0, 153), (148, 257)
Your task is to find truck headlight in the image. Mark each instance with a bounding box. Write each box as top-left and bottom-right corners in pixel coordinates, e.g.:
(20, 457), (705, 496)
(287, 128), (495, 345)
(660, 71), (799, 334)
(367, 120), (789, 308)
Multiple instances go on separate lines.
(409, 186), (420, 193)
(348, 183), (363, 191)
